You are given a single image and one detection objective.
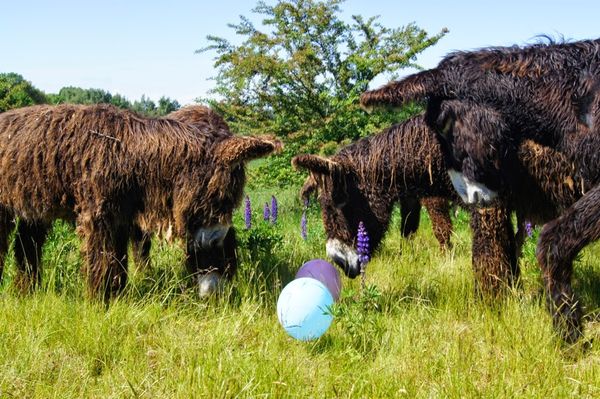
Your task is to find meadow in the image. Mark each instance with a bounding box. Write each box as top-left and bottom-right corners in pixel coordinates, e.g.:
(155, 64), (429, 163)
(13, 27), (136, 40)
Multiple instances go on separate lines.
(1, 184), (599, 398)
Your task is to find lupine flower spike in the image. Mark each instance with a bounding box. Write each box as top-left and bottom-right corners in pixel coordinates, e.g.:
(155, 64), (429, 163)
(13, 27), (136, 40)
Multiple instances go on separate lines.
(301, 209), (308, 240)
(244, 195), (252, 230)
(525, 221), (533, 238)
(263, 202), (271, 222)
(357, 221), (370, 289)
(271, 195), (278, 224)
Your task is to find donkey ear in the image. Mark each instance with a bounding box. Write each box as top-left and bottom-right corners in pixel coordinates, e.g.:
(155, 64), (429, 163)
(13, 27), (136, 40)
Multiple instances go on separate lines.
(217, 136), (281, 167)
(292, 154), (340, 175)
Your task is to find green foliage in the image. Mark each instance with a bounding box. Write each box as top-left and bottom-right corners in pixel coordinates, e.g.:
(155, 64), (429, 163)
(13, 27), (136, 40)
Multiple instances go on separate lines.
(198, 0), (447, 186)
(329, 283), (383, 354)
(237, 220), (284, 261)
(48, 86), (114, 105)
(49, 87), (181, 117)
(0, 73), (47, 112)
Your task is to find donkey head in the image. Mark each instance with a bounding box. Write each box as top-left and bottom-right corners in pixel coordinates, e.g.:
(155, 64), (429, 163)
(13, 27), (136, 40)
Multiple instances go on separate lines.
(293, 154), (388, 278)
(424, 100), (515, 206)
(176, 135), (280, 252)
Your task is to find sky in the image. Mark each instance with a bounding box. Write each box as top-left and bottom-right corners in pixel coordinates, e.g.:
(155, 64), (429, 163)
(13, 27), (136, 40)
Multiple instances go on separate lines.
(1, 0), (599, 106)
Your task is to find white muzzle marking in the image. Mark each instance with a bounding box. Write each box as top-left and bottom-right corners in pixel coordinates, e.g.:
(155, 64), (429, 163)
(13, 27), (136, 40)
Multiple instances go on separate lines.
(326, 238), (360, 277)
(448, 169), (498, 205)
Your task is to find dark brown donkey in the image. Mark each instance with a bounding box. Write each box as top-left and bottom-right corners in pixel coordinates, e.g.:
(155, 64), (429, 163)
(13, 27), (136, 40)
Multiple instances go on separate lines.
(360, 38), (598, 341)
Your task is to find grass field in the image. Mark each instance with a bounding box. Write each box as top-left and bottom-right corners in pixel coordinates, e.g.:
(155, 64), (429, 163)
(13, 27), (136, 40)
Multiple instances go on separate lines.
(1, 186), (599, 398)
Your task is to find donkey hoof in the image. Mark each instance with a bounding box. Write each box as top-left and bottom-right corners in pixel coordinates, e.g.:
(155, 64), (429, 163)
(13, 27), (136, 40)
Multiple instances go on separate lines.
(198, 271), (222, 297)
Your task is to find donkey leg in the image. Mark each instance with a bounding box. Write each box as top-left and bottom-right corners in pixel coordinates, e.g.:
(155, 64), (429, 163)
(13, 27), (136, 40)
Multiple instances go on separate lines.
(399, 197), (421, 237)
(220, 227), (238, 279)
(14, 220), (48, 293)
(422, 197), (453, 250)
(79, 216), (130, 302)
(536, 186), (600, 343)
(130, 224), (151, 270)
(514, 213), (527, 260)
(470, 205), (519, 297)
(0, 208), (15, 283)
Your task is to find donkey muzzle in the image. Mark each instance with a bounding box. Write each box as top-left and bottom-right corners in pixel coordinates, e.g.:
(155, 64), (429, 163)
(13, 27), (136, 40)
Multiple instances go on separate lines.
(193, 224), (230, 250)
(326, 239), (361, 278)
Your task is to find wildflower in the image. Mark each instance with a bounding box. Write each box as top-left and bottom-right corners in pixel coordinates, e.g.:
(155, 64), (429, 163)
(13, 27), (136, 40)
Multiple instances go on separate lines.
(357, 221), (370, 266)
(525, 221), (533, 238)
(244, 195), (252, 229)
(301, 210), (308, 240)
(263, 202), (270, 221)
(357, 221), (370, 289)
(270, 195), (278, 224)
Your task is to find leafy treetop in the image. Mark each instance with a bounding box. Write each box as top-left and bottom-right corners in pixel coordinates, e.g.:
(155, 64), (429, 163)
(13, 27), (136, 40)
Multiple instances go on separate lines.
(198, 0), (447, 186)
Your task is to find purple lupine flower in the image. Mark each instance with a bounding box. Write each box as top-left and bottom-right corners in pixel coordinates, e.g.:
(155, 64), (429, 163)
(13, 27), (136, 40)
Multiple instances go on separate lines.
(301, 210), (308, 240)
(270, 195), (278, 224)
(244, 195), (252, 229)
(263, 202), (271, 221)
(357, 221), (370, 288)
(525, 221), (533, 238)
(357, 221), (370, 266)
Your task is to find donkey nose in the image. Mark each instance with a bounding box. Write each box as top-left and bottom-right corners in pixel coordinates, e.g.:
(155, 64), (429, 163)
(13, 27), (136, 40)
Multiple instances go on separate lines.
(194, 225), (230, 249)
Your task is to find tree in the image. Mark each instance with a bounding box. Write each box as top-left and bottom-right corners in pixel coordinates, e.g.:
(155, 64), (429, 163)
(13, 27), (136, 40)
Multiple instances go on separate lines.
(131, 95), (157, 115)
(0, 73), (47, 112)
(131, 95), (181, 117)
(49, 86), (132, 109)
(49, 87), (180, 117)
(198, 0), (447, 186)
(157, 96), (181, 116)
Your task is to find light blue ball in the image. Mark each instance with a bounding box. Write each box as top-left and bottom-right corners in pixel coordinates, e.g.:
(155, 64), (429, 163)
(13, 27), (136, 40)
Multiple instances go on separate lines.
(277, 277), (334, 341)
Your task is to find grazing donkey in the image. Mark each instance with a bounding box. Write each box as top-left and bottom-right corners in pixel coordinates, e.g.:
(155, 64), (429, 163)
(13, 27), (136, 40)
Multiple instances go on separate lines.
(293, 115), (462, 278)
(0, 104), (277, 300)
(360, 38), (599, 341)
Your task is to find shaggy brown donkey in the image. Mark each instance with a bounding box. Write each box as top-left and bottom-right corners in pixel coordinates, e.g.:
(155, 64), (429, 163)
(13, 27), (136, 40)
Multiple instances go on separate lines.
(360, 38), (599, 340)
(0, 104), (277, 300)
(293, 115), (461, 278)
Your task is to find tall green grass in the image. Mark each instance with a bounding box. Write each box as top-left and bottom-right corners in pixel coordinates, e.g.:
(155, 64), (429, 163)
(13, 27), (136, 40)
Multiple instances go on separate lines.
(0, 187), (599, 398)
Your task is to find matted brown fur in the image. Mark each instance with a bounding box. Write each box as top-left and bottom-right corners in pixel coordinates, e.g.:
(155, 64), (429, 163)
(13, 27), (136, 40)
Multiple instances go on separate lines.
(471, 206), (518, 296)
(0, 104), (277, 299)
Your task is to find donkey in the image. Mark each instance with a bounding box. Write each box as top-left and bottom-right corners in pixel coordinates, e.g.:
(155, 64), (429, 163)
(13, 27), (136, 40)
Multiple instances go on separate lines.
(293, 115), (461, 278)
(360, 38), (599, 341)
(0, 104), (277, 300)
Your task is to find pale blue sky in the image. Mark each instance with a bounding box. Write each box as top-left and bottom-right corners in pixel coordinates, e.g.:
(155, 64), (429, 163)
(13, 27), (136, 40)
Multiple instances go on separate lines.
(1, 0), (598, 105)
